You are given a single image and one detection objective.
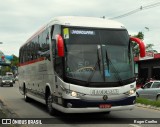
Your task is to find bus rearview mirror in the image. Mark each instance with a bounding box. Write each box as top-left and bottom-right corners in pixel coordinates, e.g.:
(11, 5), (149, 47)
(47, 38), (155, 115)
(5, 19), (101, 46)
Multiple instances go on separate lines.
(130, 37), (146, 57)
(56, 34), (64, 57)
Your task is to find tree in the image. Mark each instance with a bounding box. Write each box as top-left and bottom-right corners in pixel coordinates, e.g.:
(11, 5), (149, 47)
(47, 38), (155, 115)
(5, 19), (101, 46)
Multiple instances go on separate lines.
(145, 44), (157, 53)
(132, 32), (157, 56)
(10, 55), (19, 75)
(11, 55), (19, 67)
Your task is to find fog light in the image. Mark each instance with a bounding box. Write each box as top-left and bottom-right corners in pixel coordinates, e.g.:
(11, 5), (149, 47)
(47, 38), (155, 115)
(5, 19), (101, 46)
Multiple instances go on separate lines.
(67, 103), (72, 108)
(133, 100), (136, 104)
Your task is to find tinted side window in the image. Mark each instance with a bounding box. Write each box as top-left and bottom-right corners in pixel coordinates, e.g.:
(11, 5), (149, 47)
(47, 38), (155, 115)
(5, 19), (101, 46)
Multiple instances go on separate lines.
(151, 82), (160, 88)
(24, 44), (29, 63)
(38, 29), (50, 60)
(19, 48), (24, 63)
(144, 82), (152, 89)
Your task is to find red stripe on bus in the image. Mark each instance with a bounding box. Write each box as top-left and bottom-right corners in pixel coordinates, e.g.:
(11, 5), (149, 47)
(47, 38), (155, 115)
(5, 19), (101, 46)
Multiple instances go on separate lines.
(18, 57), (46, 67)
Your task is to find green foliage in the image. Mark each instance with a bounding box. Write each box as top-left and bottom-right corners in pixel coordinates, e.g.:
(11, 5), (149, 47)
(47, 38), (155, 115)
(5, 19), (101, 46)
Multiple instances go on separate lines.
(133, 32), (144, 40)
(132, 32), (157, 57)
(11, 55), (19, 67)
(136, 97), (160, 107)
(146, 44), (158, 53)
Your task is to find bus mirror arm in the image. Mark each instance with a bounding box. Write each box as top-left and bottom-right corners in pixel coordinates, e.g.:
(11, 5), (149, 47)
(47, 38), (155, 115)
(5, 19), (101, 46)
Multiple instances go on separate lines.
(56, 34), (64, 57)
(130, 37), (146, 57)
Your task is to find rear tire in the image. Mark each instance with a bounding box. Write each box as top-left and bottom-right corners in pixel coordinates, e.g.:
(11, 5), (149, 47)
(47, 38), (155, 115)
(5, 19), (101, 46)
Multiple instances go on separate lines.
(24, 86), (30, 102)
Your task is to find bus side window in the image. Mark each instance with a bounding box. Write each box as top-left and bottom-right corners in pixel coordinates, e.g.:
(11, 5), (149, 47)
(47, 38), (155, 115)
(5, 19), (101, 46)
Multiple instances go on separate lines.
(37, 29), (51, 61)
(52, 41), (56, 58)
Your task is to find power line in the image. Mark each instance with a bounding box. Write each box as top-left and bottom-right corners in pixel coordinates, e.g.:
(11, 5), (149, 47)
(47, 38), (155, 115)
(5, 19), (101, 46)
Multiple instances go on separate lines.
(110, 2), (160, 19)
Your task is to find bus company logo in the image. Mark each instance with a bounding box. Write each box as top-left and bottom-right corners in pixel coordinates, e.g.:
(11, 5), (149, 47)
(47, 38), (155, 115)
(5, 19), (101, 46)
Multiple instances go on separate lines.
(91, 89), (119, 95)
(103, 95), (108, 101)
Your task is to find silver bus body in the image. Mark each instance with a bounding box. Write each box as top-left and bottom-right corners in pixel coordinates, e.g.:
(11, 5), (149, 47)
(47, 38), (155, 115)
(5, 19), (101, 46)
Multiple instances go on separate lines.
(18, 16), (137, 114)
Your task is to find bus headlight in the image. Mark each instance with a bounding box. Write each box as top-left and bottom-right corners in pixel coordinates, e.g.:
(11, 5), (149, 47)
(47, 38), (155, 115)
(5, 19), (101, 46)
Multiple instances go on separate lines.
(71, 91), (77, 97)
(65, 90), (85, 98)
(129, 89), (135, 95)
(124, 88), (136, 96)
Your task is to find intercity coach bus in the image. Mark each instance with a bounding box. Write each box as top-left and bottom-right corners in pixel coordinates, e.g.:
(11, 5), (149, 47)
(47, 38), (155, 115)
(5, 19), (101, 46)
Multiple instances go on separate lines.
(18, 16), (146, 115)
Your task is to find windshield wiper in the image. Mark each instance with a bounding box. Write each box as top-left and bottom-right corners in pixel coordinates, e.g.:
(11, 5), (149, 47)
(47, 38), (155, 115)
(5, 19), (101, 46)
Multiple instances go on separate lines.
(86, 49), (101, 86)
(105, 50), (124, 85)
(105, 49), (110, 73)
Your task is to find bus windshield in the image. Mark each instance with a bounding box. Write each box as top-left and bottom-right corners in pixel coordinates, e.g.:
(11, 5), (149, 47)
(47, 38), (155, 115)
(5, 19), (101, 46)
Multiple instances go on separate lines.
(63, 27), (134, 87)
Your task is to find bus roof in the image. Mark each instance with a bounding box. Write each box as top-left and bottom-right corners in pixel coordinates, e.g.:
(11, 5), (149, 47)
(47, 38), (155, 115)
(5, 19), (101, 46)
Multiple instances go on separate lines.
(48, 16), (125, 29)
(20, 16), (125, 49)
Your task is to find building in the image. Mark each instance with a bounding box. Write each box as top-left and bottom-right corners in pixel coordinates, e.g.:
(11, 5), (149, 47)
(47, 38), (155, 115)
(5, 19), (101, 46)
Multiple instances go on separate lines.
(0, 50), (12, 66)
(134, 52), (160, 84)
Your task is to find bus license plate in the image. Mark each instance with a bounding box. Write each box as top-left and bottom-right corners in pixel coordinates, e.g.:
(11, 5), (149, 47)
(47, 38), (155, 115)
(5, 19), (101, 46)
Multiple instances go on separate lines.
(99, 104), (111, 109)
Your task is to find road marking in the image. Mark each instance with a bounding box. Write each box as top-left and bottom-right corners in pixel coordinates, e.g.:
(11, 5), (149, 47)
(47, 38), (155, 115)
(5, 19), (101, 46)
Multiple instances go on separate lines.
(129, 124), (142, 127)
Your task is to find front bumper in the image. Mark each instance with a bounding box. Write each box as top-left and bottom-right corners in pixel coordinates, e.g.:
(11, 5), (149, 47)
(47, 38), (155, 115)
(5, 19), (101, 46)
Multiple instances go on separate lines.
(52, 103), (135, 113)
(52, 96), (136, 113)
(63, 96), (136, 108)
(2, 83), (13, 86)
(1, 83), (13, 86)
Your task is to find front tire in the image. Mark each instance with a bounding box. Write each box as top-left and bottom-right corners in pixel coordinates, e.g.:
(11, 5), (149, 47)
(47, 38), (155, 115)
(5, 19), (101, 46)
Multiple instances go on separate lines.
(46, 94), (57, 116)
(136, 92), (139, 97)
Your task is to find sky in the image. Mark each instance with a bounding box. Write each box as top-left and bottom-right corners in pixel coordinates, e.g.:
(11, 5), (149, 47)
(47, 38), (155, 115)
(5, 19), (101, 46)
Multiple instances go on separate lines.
(0, 0), (160, 56)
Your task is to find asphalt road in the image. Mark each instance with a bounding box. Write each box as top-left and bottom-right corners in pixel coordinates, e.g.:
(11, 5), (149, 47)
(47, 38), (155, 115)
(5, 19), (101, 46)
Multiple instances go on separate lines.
(0, 82), (160, 127)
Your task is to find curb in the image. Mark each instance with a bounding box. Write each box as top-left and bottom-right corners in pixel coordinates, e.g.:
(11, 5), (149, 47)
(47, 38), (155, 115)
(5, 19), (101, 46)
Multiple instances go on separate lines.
(135, 103), (160, 111)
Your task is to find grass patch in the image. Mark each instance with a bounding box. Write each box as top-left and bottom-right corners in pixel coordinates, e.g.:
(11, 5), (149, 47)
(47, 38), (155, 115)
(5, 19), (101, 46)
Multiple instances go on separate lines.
(136, 97), (160, 107)
(0, 109), (7, 118)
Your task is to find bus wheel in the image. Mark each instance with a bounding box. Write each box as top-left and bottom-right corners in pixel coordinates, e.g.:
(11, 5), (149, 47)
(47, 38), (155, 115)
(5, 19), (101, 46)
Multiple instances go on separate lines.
(46, 95), (56, 116)
(24, 86), (30, 102)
